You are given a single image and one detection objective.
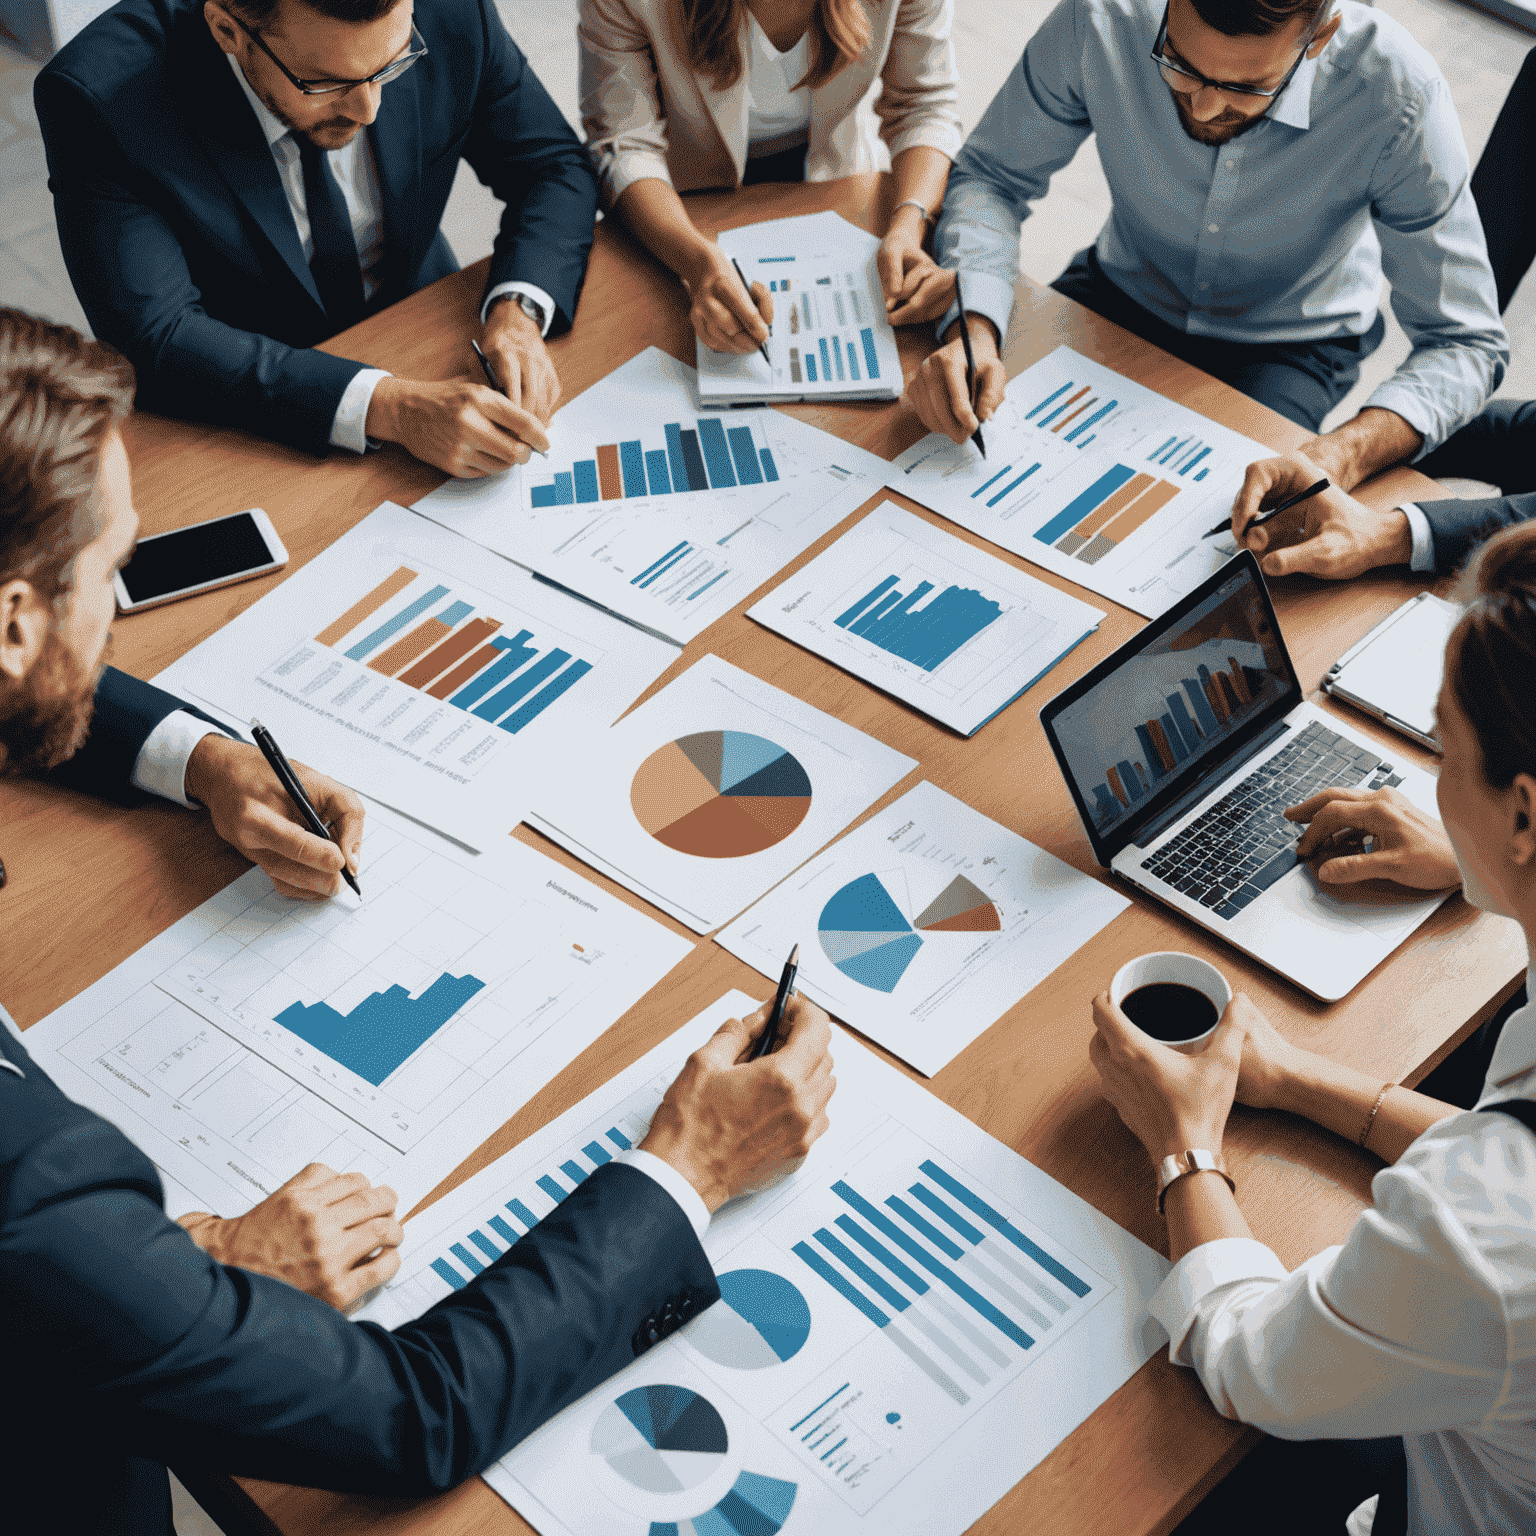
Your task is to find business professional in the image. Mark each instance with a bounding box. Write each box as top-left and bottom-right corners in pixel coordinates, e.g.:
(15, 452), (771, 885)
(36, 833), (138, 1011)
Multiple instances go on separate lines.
(0, 309), (837, 1534)
(1086, 521), (1536, 1536)
(35, 0), (599, 477)
(1472, 44), (1536, 315)
(580, 0), (964, 352)
(906, 0), (1508, 504)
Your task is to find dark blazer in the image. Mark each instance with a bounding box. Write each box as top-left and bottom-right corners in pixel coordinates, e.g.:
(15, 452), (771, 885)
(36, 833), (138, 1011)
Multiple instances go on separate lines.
(35, 0), (598, 455)
(1419, 491), (1536, 574)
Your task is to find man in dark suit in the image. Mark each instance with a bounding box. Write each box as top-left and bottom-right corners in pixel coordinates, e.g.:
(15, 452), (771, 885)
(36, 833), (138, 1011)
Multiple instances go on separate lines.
(35, 0), (598, 477)
(0, 309), (837, 1534)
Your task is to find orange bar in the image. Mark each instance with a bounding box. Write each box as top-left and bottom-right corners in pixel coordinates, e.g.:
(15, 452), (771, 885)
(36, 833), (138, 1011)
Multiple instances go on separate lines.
(368, 618), (450, 676)
(1205, 676), (1230, 722)
(1051, 395), (1098, 434)
(1148, 719), (1176, 773)
(1073, 472), (1155, 538)
(1107, 765), (1129, 806)
(1098, 479), (1181, 542)
(398, 617), (501, 690)
(596, 444), (623, 500)
(316, 566), (417, 647)
(428, 641), (501, 700)
(1045, 385), (1091, 430)
(1226, 657), (1252, 705)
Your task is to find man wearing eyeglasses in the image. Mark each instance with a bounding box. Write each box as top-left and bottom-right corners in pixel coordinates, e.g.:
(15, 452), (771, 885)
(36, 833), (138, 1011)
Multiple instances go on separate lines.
(33, 0), (599, 478)
(907, 0), (1507, 509)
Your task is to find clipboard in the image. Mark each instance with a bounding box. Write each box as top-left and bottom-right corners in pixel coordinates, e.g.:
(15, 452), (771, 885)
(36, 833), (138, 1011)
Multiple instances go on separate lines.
(1321, 591), (1461, 752)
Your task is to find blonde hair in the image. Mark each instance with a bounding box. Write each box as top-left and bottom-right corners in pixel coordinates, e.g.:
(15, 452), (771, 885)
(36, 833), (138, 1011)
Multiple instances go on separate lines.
(680, 0), (872, 92)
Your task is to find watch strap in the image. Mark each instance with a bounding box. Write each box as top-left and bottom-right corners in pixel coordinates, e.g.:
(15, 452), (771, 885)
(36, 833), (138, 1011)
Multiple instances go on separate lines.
(1155, 1149), (1234, 1215)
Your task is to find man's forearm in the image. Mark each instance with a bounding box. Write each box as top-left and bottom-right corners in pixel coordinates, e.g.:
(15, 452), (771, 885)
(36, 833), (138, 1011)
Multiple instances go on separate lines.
(1308, 407), (1425, 492)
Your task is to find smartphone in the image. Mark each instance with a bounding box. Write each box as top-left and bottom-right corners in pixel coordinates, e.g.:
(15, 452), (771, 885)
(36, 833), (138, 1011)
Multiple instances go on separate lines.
(115, 509), (288, 613)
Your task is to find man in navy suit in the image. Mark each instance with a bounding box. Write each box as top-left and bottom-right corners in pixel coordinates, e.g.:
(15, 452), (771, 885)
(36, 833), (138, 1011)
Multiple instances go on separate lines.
(0, 309), (837, 1534)
(35, 0), (597, 477)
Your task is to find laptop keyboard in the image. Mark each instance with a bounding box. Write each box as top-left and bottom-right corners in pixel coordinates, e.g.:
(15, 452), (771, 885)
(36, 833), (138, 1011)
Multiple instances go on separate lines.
(1140, 721), (1404, 922)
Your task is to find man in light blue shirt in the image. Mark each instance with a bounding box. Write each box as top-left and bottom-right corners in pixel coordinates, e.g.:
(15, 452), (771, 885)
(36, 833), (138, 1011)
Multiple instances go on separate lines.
(907, 0), (1508, 501)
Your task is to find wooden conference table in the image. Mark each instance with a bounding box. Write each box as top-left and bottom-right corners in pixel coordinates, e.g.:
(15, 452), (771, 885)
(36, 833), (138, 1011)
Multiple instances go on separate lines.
(2, 174), (1527, 1536)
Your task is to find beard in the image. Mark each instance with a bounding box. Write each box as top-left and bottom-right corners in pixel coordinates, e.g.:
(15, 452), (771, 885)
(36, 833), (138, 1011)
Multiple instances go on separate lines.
(0, 627), (105, 778)
(1171, 90), (1267, 145)
(256, 84), (363, 149)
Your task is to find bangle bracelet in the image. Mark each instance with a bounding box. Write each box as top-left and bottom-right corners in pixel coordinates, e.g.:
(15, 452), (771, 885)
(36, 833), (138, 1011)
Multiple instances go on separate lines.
(1358, 1082), (1393, 1148)
(894, 198), (933, 224)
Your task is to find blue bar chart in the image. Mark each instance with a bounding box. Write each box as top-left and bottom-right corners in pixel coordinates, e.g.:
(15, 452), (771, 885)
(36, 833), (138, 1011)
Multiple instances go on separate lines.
(834, 576), (1003, 671)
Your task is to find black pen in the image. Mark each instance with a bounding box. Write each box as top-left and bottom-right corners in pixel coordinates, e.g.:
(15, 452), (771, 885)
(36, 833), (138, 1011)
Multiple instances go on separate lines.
(749, 943), (800, 1062)
(249, 718), (361, 897)
(954, 275), (986, 459)
(730, 257), (774, 368)
(1204, 476), (1330, 539)
(470, 338), (548, 458)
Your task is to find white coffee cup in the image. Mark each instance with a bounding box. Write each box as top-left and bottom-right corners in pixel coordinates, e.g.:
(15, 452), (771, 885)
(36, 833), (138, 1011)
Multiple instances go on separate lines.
(1109, 951), (1232, 1055)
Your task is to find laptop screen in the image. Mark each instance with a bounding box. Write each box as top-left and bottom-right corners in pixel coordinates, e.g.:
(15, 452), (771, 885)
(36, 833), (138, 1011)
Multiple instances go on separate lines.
(1041, 554), (1297, 858)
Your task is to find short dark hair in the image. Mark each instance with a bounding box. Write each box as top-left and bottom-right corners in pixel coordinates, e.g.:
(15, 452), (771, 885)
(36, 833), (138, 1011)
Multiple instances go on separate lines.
(0, 309), (135, 608)
(1187, 0), (1330, 38)
(231, 0), (402, 31)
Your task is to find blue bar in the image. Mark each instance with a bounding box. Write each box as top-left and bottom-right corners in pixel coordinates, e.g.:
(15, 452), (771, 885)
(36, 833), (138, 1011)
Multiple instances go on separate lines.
(1196, 467), (1209, 481)
(552, 471), (574, 505)
(814, 1228), (908, 1310)
(506, 1198), (538, 1228)
(1180, 445), (1212, 477)
(835, 574), (899, 628)
(1160, 436), (1189, 465)
(1032, 464), (1137, 545)
(499, 659), (592, 734)
(886, 1195), (964, 1259)
(1182, 677), (1220, 738)
(530, 485), (557, 508)
(449, 1241), (486, 1276)
(1134, 724), (1166, 781)
(471, 648), (570, 721)
(987, 464), (1039, 509)
(536, 1175), (566, 1203)
(820, 1437), (848, 1462)
(664, 423), (692, 491)
(638, 547), (693, 589)
(1076, 434), (1096, 448)
(832, 338), (845, 382)
(1148, 436), (1176, 461)
(1026, 382), (1072, 419)
(1176, 441), (1207, 471)
(818, 337), (832, 380)
(573, 459), (600, 502)
(807, 354), (818, 382)
(1160, 712), (1189, 762)
(631, 541), (689, 585)
(1116, 759), (1143, 801)
(909, 1183), (984, 1245)
(606, 1127), (632, 1150)
(1037, 392), (1083, 427)
(970, 465), (1012, 499)
(583, 1141), (613, 1166)
(833, 1214), (928, 1294)
(1065, 399), (1118, 442)
(686, 571), (728, 601)
(793, 1240), (888, 1327)
(560, 1159), (588, 1185)
(644, 449), (673, 495)
(759, 448), (779, 481)
(345, 585), (450, 660)
(619, 440), (647, 496)
(1167, 692), (1204, 749)
(847, 341), (860, 381)
(919, 1160), (1092, 1296)
(851, 580), (933, 640)
(448, 631), (538, 709)
(469, 1229), (501, 1261)
(696, 418), (738, 488)
(726, 426), (765, 484)
(488, 1215), (520, 1245)
(791, 1384), (851, 1433)
(434, 600), (473, 630)
(860, 327), (879, 379)
(431, 1257), (468, 1290)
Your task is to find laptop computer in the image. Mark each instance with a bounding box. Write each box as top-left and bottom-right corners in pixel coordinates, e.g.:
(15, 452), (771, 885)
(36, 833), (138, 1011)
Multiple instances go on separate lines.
(1039, 552), (1452, 1001)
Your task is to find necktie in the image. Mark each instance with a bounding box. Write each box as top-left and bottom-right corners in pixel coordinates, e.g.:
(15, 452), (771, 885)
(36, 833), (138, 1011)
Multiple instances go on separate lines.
(294, 133), (366, 331)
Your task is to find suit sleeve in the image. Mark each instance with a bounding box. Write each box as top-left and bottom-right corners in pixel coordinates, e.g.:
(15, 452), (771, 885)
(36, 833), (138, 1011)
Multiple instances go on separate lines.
(6, 1127), (718, 1496)
(463, 0), (599, 334)
(34, 71), (366, 457)
(1419, 491), (1536, 574)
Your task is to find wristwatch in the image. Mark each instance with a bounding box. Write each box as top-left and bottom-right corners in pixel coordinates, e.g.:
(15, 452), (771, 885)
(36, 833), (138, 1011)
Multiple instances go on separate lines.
(1155, 1149), (1235, 1216)
(491, 291), (547, 330)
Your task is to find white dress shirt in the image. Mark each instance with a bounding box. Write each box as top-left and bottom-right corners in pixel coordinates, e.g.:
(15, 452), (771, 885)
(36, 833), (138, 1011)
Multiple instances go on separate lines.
(745, 17), (810, 154)
(224, 56), (556, 453)
(1149, 977), (1536, 1535)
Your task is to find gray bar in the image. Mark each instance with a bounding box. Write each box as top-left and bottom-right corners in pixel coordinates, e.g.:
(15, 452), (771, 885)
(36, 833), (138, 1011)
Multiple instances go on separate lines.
(975, 1238), (1069, 1314)
(884, 1322), (969, 1406)
(961, 1252), (1054, 1333)
(905, 1308), (989, 1384)
(929, 1293), (1011, 1368)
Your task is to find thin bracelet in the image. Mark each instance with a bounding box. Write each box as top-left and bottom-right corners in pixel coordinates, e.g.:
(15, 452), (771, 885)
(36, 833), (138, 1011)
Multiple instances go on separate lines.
(894, 198), (933, 224)
(1358, 1082), (1393, 1148)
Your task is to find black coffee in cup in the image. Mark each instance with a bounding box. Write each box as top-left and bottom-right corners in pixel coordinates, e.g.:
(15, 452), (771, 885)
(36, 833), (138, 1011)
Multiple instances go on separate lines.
(1121, 982), (1218, 1042)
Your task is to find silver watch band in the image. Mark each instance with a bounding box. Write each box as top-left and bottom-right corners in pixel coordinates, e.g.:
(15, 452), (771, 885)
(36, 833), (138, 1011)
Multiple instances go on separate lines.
(894, 197), (932, 224)
(1155, 1149), (1235, 1215)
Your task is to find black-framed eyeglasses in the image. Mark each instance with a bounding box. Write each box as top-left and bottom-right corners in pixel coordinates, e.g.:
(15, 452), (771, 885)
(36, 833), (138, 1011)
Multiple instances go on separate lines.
(1151, 2), (1325, 110)
(234, 14), (428, 96)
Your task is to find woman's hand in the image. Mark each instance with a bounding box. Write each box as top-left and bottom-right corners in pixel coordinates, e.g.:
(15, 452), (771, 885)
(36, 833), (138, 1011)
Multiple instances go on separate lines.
(681, 245), (773, 354)
(1226, 993), (1311, 1110)
(1088, 990), (1245, 1161)
(1287, 786), (1462, 890)
(878, 215), (954, 326)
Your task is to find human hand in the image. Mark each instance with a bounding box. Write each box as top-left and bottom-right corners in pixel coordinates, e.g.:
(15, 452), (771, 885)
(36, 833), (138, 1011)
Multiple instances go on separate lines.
(177, 1163), (403, 1310)
(481, 297), (562, 427)
(1287, 786), (1461, 890)
(681, 245), (772, 355)
(365, 376), (551, 478)
(1225, 992), (1311, 1111)
(186, 735), (364, 900)
(878, 218), (954, 326)
(639, 994), (835, 1211)
(1087, 990), (1244, 1161)
(1230, 452), (1412, 579)
(903, 317), (1006, 445)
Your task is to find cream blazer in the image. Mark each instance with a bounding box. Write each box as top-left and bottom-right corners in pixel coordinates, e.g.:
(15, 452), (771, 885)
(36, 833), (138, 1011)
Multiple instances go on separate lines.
(578, 0), (963, 206)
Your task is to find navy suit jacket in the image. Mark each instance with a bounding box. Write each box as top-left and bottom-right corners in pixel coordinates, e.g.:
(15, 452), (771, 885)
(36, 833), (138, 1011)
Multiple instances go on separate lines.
(1419, 491), (1536, 574)
(35, 0), (598, 455)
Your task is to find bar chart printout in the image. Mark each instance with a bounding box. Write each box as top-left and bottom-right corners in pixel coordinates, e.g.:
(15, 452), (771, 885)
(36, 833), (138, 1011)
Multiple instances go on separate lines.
(358, 994), (1168, 1536)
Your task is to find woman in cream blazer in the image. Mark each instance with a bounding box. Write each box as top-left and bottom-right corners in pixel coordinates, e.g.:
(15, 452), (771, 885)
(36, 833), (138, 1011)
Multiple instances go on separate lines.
(580, 0), (964, 353)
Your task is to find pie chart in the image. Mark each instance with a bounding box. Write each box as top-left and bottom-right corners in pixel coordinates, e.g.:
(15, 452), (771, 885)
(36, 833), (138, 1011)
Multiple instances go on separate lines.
(668, 1470), (798, 1536)
(819, 872), (1001, 993)
(631, 731), (812, 858)
(685, 1268), (812, 1371)
(590, 1384), (728, 1493)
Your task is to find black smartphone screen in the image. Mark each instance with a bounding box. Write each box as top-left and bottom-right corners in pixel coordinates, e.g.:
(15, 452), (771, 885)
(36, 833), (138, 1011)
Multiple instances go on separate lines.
(119, 513), (275, 603)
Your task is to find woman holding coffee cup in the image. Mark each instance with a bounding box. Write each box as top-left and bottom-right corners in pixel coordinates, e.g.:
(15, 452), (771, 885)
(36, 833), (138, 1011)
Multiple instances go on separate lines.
(1089, 521), (1536, 1536)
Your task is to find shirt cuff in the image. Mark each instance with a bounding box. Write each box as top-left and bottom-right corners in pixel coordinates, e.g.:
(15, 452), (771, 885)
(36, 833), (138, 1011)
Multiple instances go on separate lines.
(1399, 503), (1436, 573)
(130, 709), (223, 809)
(619, 1148), (711, 1243)
(329, 368), (391, 454)
(1148, 1237), (1288, 1361)
(936, 267), (1015, 348)
(481, 282), (557, 335)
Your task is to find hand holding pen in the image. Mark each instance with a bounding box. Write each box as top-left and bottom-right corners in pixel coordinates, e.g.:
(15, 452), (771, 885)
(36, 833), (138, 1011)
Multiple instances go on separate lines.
(249, 720), (362, 898)
(1204, 476), (1330, 540)
(471, 338), (550, 461)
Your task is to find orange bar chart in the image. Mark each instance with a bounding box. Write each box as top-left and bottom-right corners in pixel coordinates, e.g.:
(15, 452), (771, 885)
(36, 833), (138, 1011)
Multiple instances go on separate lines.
(1073, 480), (1181, 566)
(595, 444), (624, 501)
(367, 599), (474, 676)
(316, 566), (417, 647)
(398, 617), (502, 690)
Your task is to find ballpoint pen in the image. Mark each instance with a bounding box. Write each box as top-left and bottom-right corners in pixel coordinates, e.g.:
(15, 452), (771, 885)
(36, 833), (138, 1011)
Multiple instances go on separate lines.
(749, 943), (800, 1062)
(954, 275), (986, 459)
(470, 337), (549, 458)
(249, 718), (361, 897)
(730, 256), (774, 368)
(1203, 476), (1330, 539)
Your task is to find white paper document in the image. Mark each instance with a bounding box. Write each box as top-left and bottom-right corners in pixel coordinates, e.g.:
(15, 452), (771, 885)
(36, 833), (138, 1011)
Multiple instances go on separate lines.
(357, 991), (1169, 1536)
(748, 502), (1103, 735)
(529, 655), (916, 933)
(154, 502), (676, 849)
(718, 781), (1130, 1076)
(20, 803), (692, 1216)
(890, 345), (1273, 618)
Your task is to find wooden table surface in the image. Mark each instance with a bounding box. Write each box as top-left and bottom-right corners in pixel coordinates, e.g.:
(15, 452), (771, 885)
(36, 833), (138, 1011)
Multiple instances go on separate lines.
(3, 174), (1525, 1536)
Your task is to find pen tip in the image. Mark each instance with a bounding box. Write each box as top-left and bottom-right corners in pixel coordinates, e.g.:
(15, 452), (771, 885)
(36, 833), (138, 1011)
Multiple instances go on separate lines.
(788, 943), (799, 964)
